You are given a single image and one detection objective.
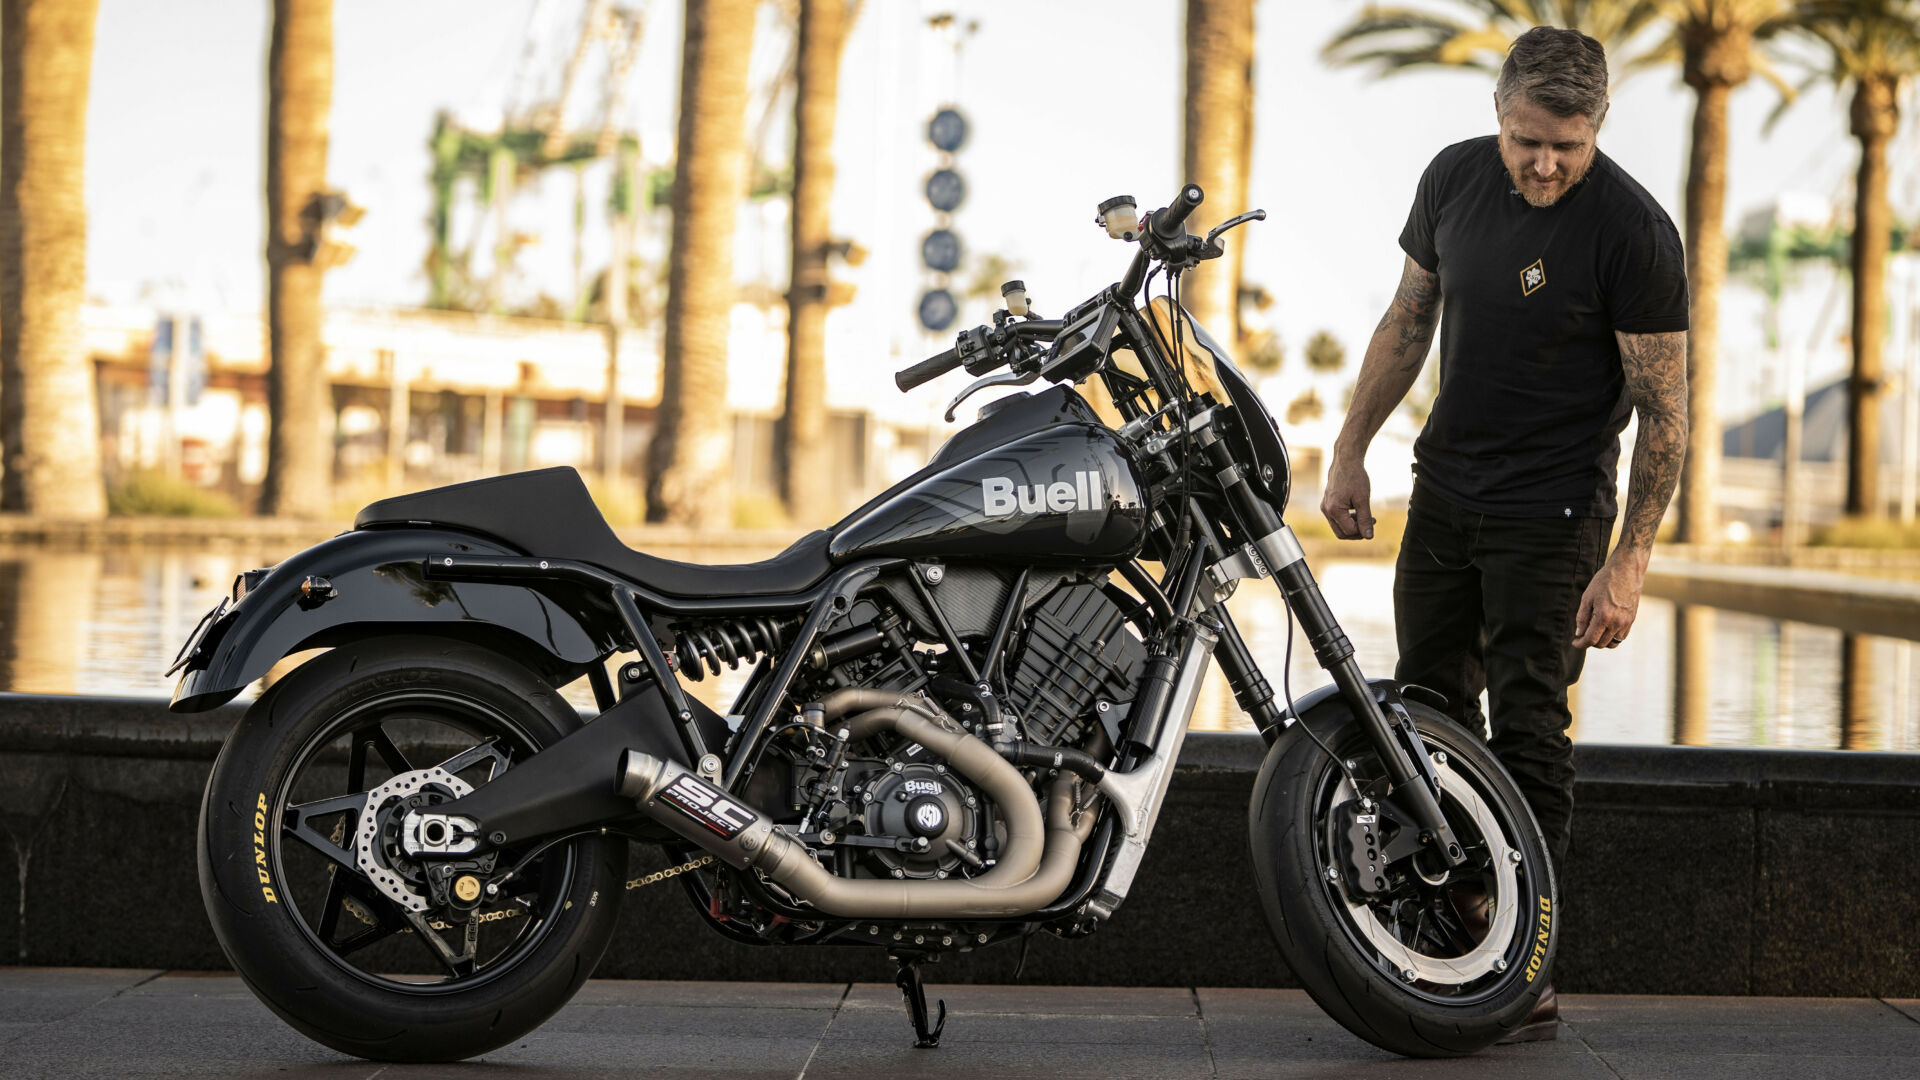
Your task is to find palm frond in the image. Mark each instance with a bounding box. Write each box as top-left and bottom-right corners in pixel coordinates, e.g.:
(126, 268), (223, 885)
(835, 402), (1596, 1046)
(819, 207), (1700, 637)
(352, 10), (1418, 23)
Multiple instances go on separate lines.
(1762, 69), (1824, 131)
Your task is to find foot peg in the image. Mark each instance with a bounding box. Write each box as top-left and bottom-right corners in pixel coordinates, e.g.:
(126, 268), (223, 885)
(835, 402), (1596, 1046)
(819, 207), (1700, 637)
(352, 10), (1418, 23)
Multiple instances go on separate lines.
(894, 956), (947, 1048)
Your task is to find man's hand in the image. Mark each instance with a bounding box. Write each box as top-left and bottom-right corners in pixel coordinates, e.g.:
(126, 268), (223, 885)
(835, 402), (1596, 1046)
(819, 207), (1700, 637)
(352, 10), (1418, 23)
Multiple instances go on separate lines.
(1572, 553), (1646, 649)
(1320, 456), (1375, 540)
(1324, 256), (1440, 540)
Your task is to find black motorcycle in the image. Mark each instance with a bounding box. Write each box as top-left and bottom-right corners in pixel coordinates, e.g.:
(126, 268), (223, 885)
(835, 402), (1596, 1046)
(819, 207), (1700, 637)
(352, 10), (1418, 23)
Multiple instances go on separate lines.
(172, 183), (1556, 1062)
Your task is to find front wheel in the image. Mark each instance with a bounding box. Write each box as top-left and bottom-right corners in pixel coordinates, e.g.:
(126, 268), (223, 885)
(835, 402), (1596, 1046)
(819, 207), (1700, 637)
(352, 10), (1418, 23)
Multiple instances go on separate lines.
(1248, 700), (1557, 1057)
(198, 636), (627, 1062)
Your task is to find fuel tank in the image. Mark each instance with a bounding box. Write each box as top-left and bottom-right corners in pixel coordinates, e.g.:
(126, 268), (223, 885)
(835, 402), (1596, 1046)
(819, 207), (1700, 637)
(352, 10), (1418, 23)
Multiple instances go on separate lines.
(829, 422), (1149, 565)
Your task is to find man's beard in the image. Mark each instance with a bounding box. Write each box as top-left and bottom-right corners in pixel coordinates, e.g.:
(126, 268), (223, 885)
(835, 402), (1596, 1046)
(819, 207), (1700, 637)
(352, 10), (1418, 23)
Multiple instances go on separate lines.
(1507, 155), (1593, 208)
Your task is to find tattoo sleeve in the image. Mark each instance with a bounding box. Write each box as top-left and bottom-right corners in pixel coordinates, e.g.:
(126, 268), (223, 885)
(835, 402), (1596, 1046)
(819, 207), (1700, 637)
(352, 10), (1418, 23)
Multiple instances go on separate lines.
(1615, 330), (1690, 554)
(1334, 256), (1442, 458)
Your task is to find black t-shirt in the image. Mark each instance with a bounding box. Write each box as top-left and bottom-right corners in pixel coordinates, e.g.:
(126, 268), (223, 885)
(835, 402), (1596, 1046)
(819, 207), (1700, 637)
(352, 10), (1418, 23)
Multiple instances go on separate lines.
(1398, 135), (1689, 518)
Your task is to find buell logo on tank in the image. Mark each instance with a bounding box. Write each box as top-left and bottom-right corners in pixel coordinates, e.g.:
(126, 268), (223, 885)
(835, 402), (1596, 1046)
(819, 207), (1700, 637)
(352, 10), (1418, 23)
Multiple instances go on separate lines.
(981, 470), (1103, 518)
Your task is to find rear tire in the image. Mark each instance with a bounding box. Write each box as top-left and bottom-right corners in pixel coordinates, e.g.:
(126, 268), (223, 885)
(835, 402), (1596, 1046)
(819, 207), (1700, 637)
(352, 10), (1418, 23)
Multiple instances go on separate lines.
(1248, 701), (1557, 1057)
(198, 636), (627, 1062)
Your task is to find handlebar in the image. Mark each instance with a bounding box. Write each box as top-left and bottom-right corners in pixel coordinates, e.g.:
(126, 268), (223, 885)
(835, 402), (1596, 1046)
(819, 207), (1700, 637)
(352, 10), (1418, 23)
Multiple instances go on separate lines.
(895, 347), (961, 391)
(1150, 184), (1204, 242)
(897, 183), (1208, 395)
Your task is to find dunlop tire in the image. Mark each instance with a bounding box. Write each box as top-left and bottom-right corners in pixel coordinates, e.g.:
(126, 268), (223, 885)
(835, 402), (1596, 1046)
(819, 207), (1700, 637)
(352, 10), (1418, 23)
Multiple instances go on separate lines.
(197, 636), (626, 1062)
(1247, 701), (1557, 1057)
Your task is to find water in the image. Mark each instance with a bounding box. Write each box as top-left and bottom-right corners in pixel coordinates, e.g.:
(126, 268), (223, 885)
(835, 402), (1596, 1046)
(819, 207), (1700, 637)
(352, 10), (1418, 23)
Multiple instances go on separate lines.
(4, 545), (1915, 752)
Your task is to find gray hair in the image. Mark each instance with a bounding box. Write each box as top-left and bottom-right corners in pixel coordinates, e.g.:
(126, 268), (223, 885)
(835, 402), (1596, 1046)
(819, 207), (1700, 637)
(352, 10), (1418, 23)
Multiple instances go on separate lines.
(1495, 26), (1609, 129)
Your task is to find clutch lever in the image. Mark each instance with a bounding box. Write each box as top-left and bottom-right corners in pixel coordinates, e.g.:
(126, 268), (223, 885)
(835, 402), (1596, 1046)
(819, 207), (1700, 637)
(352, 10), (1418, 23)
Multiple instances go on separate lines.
(945, 368), (1039, 422)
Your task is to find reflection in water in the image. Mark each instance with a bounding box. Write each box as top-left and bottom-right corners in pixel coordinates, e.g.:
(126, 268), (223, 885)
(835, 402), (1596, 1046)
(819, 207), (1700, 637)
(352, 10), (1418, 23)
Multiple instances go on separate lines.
(2, 546), (1916, 751)
(1842, 634), (1882, 751)
(1673, 605), (1713, 747)
(0, 552), (102, 694)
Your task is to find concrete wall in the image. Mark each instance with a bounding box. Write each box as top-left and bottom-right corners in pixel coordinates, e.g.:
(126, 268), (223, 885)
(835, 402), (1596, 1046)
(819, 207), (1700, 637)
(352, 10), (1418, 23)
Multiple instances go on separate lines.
(2, 693), (1915, 994)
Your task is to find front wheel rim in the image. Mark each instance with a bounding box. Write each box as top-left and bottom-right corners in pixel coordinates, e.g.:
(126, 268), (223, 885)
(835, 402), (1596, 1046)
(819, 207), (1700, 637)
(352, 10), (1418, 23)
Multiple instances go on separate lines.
(1312, 731), (1546, 1005)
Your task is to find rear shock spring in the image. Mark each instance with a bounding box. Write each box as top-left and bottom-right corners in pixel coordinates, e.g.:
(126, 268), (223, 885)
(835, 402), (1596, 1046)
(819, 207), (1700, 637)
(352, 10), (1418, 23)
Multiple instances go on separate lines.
(670, 615), (799, 681)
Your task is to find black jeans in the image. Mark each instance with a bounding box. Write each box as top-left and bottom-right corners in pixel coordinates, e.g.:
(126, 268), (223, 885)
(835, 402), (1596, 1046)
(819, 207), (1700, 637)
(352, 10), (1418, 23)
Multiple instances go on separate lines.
(1392, 483), (1612, 871)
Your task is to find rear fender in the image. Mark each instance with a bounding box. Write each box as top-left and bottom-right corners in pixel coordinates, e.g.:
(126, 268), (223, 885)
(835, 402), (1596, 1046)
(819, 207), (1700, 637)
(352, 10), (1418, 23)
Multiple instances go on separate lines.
(169, 527), (618, 712)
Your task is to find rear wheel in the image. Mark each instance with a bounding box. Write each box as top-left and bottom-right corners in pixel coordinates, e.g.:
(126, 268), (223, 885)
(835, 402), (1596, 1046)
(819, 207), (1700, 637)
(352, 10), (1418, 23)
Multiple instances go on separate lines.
(1248, 700), (1557, 1056)
(198, 637), (626, 1062)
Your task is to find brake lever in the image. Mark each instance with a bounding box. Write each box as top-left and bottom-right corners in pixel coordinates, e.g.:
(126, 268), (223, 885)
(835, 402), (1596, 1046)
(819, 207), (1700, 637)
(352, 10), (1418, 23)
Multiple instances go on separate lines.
(1203, 208), (1267, 249)
(944, 368), (1040, 422)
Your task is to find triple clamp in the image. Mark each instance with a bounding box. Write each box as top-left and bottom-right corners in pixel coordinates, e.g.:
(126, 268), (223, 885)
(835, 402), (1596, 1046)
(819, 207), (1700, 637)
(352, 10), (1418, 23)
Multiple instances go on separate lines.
(1206, 543), (1270, 596)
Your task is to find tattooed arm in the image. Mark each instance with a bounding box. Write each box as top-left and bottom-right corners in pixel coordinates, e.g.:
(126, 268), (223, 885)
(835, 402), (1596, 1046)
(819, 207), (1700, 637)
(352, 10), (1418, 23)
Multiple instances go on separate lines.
(1573, 330), (1689, 649)
(1321, 256), (1442, 539)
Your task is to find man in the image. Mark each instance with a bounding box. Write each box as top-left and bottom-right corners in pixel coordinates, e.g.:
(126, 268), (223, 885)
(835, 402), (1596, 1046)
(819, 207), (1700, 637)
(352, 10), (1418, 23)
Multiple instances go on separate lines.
(1320, 26), (1690, 1039)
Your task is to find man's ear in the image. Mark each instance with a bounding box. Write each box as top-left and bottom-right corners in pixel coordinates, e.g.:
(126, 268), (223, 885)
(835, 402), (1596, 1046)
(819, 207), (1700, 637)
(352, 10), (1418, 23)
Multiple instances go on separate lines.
(1594, 100), (1610, 133)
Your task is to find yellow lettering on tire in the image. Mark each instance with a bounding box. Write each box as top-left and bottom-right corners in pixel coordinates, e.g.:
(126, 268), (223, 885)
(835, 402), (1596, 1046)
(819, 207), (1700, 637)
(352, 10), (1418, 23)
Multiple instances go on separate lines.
(253, 793), (278, 904)
(1524, 896), (1551, 981)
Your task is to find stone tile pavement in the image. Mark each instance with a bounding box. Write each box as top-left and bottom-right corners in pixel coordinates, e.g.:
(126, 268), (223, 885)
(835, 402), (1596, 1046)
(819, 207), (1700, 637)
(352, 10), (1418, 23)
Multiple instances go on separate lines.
(3, 968), (1917, 1079)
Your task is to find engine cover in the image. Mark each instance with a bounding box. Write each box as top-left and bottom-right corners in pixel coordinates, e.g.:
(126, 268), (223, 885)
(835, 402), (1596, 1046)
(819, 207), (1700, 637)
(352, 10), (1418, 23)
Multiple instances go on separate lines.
(860, 763), (978, 879)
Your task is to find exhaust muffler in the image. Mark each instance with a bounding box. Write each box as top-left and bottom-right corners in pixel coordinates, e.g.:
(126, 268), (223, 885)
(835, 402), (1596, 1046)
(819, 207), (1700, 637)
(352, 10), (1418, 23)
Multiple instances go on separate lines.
(618, 691), (1092, 919)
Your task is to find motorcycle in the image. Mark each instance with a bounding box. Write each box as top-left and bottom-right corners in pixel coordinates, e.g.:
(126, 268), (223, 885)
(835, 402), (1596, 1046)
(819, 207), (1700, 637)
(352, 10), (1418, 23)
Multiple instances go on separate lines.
(172, 183), (1556, 1063)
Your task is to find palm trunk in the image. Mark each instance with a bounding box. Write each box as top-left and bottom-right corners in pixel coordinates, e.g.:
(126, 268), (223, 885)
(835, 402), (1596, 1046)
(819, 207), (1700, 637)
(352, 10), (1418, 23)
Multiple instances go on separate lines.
(1181, 0), (1254, 341)
(0, 0), (107, 518)
(1845, 77), (1896, 519)
(778, 0), (848, 525)
(647, 0), (757, 527)
(261, 0), (335, 517)
(1677, 76), (1731, 544)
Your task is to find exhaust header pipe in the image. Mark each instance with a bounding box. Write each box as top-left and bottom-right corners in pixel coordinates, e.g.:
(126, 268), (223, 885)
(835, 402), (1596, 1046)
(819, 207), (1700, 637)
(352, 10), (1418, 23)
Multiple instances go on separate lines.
(618, 692), (1093, 919)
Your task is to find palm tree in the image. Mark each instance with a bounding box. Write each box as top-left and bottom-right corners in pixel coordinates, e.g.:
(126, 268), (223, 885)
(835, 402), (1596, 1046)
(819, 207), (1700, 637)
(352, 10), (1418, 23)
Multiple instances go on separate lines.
(1632, 0), (1795, 543)
(1324, 0), (1787, 545)
(1322, 1), (1663, 75)
(261, 0), (335, 518)
(0, 0), (108, 519)
(1183, 0), (1256, 344)
(778, 0), (856, 525)
(1771, 0), (1920, 518)
(647, 0), (759, 527)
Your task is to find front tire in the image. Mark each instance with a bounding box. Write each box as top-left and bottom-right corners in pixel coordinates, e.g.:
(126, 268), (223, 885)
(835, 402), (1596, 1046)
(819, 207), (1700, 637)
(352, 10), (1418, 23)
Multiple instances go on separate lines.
(198, 637), (627, 1062)
(1249, 701), (1557, 1057)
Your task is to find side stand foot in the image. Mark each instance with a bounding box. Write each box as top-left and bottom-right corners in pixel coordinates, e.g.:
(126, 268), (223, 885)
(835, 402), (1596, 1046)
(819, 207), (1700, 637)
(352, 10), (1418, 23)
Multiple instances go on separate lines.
(894, 956), (947, 1048)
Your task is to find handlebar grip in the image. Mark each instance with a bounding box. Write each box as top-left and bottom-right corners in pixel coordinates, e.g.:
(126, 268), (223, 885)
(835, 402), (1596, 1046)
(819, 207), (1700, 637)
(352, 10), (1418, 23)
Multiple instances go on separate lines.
(1150, 184), (1205, 241)
(896, 347), (961, 391)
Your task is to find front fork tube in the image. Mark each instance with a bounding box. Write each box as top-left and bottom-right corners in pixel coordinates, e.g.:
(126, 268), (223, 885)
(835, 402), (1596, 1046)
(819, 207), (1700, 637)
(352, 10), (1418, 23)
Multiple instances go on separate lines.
(1210, 607), (1286, 737)
(1194, 426), (1466, 869)
(1272, 558), (1466, 869)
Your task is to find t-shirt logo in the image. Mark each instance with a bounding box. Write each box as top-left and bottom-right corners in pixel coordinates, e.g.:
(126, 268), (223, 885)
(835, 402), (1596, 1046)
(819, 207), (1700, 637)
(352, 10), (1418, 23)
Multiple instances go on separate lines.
(1520, 259), (1546, 296)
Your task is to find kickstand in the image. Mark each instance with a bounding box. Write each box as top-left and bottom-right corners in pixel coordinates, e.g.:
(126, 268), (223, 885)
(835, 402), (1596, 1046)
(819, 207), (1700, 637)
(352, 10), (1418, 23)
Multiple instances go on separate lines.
(894, 956), (947, 1049)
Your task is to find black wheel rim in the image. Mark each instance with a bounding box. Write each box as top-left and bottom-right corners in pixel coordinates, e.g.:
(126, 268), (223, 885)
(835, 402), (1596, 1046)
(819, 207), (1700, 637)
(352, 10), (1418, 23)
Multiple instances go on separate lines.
(1309, 724), (1546, 1006)
(268, 688), (579, 995)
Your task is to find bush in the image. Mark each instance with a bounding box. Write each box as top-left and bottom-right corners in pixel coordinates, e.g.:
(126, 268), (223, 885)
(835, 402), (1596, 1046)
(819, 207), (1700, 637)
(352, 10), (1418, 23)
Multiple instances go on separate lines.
(732, 491), (790, 531)
(1809, 516), (1920, 549)
(108, 471), (241, 517)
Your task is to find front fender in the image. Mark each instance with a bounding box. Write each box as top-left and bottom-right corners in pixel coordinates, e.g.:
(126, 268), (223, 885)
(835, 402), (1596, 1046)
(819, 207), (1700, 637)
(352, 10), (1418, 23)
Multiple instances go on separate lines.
(1276, 679), (1449, 738)
(170, 527), (616, 712)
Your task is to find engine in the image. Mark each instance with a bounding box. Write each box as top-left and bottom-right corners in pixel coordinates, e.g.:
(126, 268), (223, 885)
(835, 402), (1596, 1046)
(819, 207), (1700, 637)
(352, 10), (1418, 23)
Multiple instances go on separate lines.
(694, 568), (1146, 890)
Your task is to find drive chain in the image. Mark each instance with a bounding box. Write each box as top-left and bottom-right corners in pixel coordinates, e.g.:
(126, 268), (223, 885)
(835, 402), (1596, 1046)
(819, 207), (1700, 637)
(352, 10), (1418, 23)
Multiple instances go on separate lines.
(626, 855), (715, 890)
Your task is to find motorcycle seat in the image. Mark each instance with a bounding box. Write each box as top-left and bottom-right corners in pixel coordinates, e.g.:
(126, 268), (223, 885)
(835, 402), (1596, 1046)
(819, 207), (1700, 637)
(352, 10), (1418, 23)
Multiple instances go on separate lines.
(354, 467), (835, 598)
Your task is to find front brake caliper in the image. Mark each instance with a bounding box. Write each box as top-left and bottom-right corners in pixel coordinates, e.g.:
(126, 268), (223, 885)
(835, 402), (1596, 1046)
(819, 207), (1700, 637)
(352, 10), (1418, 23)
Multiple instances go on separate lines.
(1334, 798), (1389, 898)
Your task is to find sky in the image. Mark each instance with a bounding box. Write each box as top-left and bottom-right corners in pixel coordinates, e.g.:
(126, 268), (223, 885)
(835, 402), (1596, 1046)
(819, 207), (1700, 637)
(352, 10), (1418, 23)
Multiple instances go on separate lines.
(81, 0), (1920, 430)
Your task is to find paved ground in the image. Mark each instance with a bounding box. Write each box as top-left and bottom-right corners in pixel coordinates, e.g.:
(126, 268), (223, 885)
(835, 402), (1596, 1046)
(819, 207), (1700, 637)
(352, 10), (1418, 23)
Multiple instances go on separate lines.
(3, 968), (1918, 1079)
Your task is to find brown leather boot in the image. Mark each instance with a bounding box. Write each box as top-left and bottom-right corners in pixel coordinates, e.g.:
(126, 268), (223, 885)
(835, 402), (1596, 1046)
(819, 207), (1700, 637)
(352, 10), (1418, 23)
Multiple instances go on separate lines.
(1497, 983), (1559, 1043)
